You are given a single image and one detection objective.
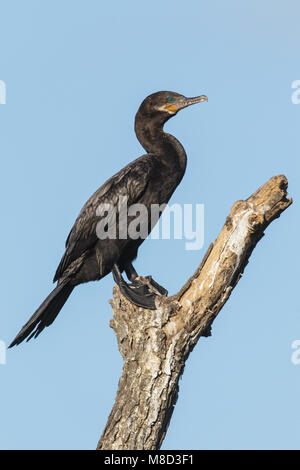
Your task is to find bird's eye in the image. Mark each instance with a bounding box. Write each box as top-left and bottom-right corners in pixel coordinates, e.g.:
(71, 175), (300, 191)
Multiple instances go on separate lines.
(167, 97), (174, 103)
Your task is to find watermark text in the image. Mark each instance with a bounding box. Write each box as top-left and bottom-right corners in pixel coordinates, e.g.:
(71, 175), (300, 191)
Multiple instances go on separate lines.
(291, 340), (300, 365)
(96, 199), (204, 251)
(0, 80), (6, 104)
(0, 341), (6, 365)
(291, 80), (300, 104)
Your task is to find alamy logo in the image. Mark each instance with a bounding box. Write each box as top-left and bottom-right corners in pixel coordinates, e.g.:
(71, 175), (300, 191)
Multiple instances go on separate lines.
(291, 340), (300, 365)
(0, 341), (6, 365)
(291, 80), (300, 104)
(96, 198), (205, 251)
(0, 80), (6, 104)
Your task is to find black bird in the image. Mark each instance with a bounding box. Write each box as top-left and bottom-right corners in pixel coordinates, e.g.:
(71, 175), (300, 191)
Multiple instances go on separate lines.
(9, 91), (207, 347)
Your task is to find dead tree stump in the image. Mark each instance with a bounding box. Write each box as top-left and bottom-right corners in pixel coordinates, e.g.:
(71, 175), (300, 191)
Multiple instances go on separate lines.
(97, 175), (292, 450)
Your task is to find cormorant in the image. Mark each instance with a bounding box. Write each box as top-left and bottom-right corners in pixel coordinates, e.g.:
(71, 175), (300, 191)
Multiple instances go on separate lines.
(9, 91), (207, 347)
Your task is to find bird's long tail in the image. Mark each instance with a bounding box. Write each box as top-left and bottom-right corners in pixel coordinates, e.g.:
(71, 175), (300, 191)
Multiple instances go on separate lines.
(9, 280), (74, 348)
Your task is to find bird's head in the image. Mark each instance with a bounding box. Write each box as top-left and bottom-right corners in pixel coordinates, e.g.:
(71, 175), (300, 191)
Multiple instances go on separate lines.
(137, 91), (208, 123)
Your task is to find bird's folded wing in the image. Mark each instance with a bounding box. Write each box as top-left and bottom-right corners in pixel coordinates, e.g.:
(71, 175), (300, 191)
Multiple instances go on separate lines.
(53, 154), (154, 282)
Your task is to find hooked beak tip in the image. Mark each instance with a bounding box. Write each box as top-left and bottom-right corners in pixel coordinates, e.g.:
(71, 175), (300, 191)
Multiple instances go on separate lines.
(191, 95), (208, 104)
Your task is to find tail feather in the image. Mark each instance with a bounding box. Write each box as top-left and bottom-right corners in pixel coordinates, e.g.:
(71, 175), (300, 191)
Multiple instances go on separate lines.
(9, 281), (74, 348)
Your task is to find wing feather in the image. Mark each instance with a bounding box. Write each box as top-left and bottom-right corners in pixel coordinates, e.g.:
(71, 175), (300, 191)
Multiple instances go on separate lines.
(53, 154), (154, 282)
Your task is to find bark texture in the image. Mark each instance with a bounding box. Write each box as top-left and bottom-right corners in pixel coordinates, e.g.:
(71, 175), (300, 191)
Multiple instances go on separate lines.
(97, 175), (292, 450)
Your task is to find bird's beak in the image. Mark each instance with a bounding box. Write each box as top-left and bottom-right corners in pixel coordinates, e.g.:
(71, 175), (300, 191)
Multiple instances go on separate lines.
(183, 95), (208, 108)
(170, 95), (207, 113)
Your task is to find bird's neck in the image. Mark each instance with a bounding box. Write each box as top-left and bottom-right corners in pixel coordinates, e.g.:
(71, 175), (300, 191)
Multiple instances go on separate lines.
(134, 113), (187, 175)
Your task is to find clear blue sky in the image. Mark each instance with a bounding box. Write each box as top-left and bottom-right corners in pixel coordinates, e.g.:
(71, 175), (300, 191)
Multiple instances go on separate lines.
(1, 0), (299, 450)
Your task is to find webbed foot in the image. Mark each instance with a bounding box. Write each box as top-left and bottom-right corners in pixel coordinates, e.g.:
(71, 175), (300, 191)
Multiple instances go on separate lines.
(112, 264), (168, 310)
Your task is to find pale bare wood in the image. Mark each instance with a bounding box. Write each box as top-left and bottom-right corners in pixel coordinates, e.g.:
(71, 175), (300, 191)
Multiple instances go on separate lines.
(97, 175), (292, 450)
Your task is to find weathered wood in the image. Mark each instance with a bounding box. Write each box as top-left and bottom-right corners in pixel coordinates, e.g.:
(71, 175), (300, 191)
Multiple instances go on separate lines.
(97, 175), (292, 450)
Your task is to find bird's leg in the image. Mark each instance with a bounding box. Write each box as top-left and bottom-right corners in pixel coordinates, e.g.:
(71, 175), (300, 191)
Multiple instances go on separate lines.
(112, 264), (157, 310)
(124, 263), (139, 282)
(124, 262), (168, 297)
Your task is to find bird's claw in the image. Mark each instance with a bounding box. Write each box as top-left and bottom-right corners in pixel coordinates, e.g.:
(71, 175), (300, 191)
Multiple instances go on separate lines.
(144, 276), (168, 296)
(119, 280), (157, 310)
(113, 264), (168, 310)
(118, 277), (168, 310)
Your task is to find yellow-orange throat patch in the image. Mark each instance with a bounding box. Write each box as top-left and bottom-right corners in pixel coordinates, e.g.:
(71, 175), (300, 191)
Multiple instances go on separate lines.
(165, 103), (178, 113)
